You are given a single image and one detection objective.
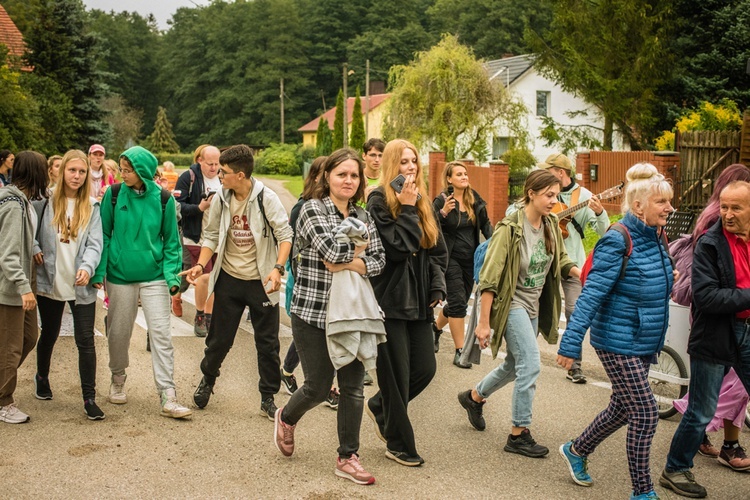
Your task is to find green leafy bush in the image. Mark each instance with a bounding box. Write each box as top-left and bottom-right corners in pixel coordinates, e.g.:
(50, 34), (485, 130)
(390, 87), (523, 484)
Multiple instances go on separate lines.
(156, 153), (194, 167)
(255, 143), (303, 176)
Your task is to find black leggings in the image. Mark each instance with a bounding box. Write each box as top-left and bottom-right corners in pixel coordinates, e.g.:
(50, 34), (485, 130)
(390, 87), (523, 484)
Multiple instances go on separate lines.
(36, 296), (97, 400)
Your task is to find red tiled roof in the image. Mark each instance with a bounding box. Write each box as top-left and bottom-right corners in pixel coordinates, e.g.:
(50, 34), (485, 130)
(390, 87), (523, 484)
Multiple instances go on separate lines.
(0, 4), (30, 70)
(298, 94), (390, 132)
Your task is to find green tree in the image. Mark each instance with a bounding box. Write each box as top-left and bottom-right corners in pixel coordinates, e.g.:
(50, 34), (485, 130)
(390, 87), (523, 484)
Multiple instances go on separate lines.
(87, 10), (164, 134)
(349, 87), (366, 152)
(0, 0), (41, 35)
(100, 95), (143, 154)
(385, 34), (530, 162)
(526, 0), (673, 149)
(0, 57), (40, 150)
(315, 118), (333, 156)
(24, 0), (108, 146)
(332, 89), (345, 150)
(145, 107), (180, 153)
(427, 0), (552, 59)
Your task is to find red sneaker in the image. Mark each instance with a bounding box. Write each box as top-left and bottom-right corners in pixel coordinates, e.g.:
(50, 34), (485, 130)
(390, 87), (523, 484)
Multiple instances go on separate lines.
(273, 407), (295, 457)
(335, 454), (375, 485)
(171, 296), (183, 317)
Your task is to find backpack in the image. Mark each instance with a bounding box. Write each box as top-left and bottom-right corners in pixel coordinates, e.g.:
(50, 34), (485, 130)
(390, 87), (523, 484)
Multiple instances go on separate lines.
(473, 238), (490, 284)
(579, 222), (672, 285)
(289, 199), (369, 279)
(256, 186), (277, 246)
(110, 183), (176, 222)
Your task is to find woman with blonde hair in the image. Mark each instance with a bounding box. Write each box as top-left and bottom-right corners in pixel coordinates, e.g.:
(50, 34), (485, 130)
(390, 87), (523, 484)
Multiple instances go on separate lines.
(432, 161), (493, 363)
(365, 139), (448, 466)
(558, 163), (675, 499)
(32, 149), (104, 420)
(88, 145), (114, 201)
(47, 155), (62, 190)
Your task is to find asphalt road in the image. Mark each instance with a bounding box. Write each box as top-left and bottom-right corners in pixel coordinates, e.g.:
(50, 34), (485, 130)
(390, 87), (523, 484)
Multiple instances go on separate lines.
(5, 178), (748, 499)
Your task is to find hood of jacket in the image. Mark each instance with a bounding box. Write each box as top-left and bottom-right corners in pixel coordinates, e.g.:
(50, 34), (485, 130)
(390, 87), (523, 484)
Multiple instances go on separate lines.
(121, 146), (158, 191)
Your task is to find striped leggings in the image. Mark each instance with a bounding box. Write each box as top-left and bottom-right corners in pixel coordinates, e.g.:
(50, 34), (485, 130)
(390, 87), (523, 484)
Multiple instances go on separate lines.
(573, 349), (658, 496)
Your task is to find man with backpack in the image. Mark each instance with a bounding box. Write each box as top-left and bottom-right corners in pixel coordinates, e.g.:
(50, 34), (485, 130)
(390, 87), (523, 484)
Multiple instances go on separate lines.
(92, 146), (192, 419)
(539, 153), (608, 383)
(174, 145), (221, 336)
(183, 145), (293, 420)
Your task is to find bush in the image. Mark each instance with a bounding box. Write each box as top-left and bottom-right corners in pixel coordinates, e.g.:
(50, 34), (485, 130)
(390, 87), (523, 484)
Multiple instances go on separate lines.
(255, 143), (302, 176)
(156, 152), (193, 167)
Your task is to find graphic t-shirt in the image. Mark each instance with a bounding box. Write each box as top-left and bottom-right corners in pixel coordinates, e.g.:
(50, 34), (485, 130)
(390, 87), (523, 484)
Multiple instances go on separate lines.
(222, 194), (261, 280)
(47, 199), (80, 301)
(510, 218), (552, 318)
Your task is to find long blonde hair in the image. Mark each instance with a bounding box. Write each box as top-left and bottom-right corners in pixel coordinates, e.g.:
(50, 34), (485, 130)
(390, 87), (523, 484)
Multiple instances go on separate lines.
(379, 139), (439, 248)
(442, 161), (476, 223)
(53, 150), (92, 241)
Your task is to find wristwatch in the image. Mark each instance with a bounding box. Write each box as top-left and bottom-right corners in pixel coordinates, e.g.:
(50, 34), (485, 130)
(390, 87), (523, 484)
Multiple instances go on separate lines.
(274, 264), (285, 276)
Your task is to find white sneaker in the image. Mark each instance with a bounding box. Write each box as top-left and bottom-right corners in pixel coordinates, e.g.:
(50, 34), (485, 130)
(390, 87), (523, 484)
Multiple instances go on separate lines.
(160, 388), (192, 419)
(109, 374), (127, 404)
(0, 403), (30, 424)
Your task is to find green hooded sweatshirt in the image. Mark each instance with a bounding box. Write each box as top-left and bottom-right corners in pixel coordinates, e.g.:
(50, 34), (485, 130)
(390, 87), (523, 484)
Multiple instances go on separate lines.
(92, 146), (181, 293)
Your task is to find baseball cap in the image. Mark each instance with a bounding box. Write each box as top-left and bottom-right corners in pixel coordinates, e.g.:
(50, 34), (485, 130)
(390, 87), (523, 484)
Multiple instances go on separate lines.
(89, 144), (106, 155)
(537, 153), (572, 172)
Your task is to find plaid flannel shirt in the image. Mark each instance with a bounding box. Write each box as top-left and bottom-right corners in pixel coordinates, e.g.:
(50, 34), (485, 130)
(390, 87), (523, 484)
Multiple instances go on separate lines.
(290, 196), (385, 329)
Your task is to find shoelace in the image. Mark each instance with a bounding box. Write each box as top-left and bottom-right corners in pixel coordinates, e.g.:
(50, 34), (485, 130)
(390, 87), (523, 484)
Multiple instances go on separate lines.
(282, 421), (295, 444)
(345, 455), (365, 473)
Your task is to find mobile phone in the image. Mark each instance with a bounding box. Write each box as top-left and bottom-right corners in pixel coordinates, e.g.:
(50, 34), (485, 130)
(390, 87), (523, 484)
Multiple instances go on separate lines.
(389, 174), (421, 200)
(202, 190), (216, 200)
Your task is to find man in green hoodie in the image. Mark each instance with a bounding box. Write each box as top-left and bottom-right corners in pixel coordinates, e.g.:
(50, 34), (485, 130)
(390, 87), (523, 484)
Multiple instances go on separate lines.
(92, 146), (192, 419)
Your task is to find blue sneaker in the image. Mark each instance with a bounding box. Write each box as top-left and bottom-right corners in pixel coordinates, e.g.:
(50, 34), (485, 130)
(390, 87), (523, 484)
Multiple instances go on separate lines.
(630, 491), (659, 499)
(559, 441), (592, 486)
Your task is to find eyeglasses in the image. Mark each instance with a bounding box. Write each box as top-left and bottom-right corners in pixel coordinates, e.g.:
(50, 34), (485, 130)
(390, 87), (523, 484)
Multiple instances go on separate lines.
(218, 169), (236, 178)
(118, 166), (134, 175)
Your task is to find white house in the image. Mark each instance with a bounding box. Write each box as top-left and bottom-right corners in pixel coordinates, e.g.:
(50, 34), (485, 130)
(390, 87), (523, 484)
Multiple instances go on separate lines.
(485, 55), (629, 164)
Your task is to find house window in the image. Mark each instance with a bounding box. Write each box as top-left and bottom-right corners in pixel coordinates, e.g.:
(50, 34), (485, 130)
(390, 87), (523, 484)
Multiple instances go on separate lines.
(492, 136), (511, 160)
(536, 91), (550, 117)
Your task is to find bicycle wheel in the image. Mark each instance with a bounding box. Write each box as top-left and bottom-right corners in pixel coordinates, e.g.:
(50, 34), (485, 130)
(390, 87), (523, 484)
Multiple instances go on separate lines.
(649, 345), (688, 419)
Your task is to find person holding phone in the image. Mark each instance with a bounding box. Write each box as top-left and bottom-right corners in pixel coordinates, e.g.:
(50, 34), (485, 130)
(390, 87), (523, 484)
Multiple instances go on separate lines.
(432, 161), (492, 365)
(365, 139), (448, 466)
(184, 145), (293, 420)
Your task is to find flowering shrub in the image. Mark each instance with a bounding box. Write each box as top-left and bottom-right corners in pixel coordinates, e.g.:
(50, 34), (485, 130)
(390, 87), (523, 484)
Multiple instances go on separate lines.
(654, 99), (742, 150)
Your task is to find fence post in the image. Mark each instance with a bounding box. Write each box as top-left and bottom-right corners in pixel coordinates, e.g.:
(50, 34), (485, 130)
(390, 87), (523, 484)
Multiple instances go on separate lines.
(488, 161), (509, 225)
(428, 151), (446, 200)
(576, 151), (591, 190)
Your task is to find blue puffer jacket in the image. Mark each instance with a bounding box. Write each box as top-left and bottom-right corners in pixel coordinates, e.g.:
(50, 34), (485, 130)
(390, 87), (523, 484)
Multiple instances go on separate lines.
(559, 211), (673, 358)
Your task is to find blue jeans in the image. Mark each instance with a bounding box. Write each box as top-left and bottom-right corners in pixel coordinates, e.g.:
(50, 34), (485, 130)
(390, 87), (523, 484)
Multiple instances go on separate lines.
(475, 307), (540, 427)
(666, 321), (750, 471)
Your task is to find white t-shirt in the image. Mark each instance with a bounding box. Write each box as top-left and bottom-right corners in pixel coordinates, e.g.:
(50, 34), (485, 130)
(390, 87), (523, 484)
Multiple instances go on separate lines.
(47, 199), (79, 301)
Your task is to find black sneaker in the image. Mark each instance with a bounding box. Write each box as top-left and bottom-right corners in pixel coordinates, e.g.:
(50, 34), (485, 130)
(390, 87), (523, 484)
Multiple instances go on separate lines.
(260, 397), (278, 421)
(34, 373), (53, 400)
(659, 469), (707, 498)
(458, 390), (486, 431)
(280, 368), (298, 395)
(504, 429), (549, 458)
(193, 376), (214, 409)
(194, 314), (208, 337)
(432, 322), (442, 353)
(84, 399), (105, 420)
(386, 449), (424, 467)
(566, 368), (587, 384)
(453, 351), (472, 369)
(324, 387), (340, 410)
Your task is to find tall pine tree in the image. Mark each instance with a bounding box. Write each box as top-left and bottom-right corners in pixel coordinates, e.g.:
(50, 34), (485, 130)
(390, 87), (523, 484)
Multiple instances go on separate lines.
(145, 107), (180, 153)
(349, 87), (366, 152)
(24, 0), (107, 146)
(315, 117), (332, 156)
(332, 89), (345, 150)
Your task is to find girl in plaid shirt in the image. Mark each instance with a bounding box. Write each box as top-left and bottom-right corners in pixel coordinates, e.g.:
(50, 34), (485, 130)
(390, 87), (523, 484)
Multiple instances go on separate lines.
(276, 148), (385, 485)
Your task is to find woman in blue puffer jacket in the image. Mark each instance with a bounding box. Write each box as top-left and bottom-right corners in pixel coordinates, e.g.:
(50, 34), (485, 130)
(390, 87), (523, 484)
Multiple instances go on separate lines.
(557, 163), (676, 500)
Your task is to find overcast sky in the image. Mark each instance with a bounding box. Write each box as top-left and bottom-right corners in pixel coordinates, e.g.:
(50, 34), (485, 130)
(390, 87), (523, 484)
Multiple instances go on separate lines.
(82, 0), (210, 30)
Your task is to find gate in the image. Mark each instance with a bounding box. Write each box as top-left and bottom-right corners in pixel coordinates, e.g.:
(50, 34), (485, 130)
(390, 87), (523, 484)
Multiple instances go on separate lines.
(676, 131), (741, 212)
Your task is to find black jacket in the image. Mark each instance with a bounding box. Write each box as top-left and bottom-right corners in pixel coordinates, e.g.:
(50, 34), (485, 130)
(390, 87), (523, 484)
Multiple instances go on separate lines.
(433, 189), (493, 257)
(690, 219), (750, 365)
(367, 187), (448, 321)
(174, 163), (205, 242)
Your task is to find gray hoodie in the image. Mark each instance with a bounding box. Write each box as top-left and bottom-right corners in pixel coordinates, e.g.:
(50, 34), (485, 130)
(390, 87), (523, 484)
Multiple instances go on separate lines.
(32, 197), (103, 305)
(0, 185), (35, 306)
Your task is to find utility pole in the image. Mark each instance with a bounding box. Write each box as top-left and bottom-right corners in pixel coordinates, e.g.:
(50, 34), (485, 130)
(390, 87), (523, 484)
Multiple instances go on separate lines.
(365, 59), (370, 138)
(280, 78), (285, 144)
(342, 63), (348, 147)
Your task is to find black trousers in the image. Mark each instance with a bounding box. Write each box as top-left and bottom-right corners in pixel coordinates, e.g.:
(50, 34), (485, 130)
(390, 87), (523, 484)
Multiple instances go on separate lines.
(200, 270), (281, 399)
(36, 296), (97, 400)
(369, 318), (436, 456)
(282, 314), (365, 458)
(443, 256), (474, 318)
(282, 341), (300, 373)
